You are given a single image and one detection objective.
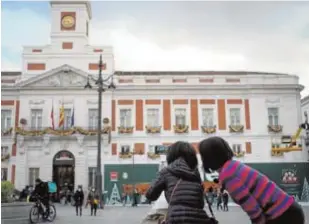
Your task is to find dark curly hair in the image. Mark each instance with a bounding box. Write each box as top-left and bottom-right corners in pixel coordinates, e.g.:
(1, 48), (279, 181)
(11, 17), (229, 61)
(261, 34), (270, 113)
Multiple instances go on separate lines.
(166, 141), (198, 170)
(199, 136), (234, 173)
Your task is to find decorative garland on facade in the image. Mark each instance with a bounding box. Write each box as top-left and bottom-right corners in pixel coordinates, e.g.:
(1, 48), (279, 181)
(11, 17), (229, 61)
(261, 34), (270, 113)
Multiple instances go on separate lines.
(1, 128), (13, 136)
(118, 126), (134, 134)
(145, 126), (161, 134)
(268, 125), (283, 133)
(74, 127), (110, 135)
(15, 126), (111, 136)
(173, 125), (189, 133)
(119, 152), (133, 159)
(147, 152), (160, 159)
(1, 154), (10, 162)
(229, 125), (244, 133)
(201, 126), (216, 134)
(271, 150), (284, 157)
(233, 151), (245, 158)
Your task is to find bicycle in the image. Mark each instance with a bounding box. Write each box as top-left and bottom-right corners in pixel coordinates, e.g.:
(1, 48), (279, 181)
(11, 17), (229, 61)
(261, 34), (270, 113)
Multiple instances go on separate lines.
(29, 196), (57, 223)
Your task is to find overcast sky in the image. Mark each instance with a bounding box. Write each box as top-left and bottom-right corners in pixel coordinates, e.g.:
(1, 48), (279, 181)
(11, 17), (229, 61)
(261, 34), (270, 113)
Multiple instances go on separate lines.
(1, 1), (309, 97)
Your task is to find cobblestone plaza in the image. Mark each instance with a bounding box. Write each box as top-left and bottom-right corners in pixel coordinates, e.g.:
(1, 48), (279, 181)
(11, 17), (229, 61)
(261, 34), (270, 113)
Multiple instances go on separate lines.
(53, 204), (309, 224)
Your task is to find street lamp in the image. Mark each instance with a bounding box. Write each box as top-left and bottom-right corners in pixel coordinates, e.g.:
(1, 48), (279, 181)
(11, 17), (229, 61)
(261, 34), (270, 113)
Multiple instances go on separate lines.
(84, 54), (116, 208)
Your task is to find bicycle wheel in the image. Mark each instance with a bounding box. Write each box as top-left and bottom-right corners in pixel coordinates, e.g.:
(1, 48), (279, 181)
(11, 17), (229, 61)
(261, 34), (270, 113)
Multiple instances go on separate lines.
(29, 206), (40, 224)
(46, 205), (57, 222)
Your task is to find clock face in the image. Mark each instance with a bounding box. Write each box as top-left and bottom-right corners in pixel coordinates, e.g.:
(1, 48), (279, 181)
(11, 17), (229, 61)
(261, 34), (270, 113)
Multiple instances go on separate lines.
(61, 15), (75, 28)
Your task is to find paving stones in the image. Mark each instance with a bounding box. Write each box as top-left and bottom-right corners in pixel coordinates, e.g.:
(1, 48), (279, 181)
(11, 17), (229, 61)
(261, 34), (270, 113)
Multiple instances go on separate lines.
(53, 204), (309, 224)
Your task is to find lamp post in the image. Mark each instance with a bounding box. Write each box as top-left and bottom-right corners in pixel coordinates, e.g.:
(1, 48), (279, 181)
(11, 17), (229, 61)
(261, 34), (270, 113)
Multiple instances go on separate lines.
(84, 54), (116, 208)
(132, 151), (135, 206)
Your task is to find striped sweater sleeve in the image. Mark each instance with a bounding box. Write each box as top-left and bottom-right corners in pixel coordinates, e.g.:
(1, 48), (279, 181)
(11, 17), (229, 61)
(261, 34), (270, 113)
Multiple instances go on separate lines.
(223, 176), (266, 224)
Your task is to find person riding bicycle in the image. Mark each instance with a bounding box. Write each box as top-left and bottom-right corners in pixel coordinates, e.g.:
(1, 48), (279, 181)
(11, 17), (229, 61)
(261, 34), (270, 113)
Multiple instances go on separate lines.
(31, 178), (50, 218)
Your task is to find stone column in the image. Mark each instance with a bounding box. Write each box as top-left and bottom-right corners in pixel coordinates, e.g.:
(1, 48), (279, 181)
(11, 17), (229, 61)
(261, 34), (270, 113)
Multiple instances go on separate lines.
(15, 136), (27, 190)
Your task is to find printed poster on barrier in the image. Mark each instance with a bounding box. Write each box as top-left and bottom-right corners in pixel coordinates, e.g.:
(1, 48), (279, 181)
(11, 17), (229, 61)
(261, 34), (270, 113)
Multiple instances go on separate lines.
(110, 171), (118, 182)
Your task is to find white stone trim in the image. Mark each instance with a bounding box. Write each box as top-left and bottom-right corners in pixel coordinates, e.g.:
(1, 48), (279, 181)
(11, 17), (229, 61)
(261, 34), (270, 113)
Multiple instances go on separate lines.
(144, 104), (163, 128)
(17, 64), (89, 87)
(266, 106), (282, 126)
(172, 103), (190, 127)
(1, 105), (15, 129)
(116, 104), (135, 129)
(226, 103), (245, 127)
(199, 104), (218, 127)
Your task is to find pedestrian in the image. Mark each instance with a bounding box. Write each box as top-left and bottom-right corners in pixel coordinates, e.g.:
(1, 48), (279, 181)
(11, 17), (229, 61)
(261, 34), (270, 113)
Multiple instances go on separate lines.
(222, 188), (229, 211)
(199, 136), (305, 224)
(88, 188), (99, 216)
(73, 186), (84, 216)
(85, 187), (91, 208)
(19, 185), (30, 201)
(216, 190), (223, 211)
(206, 187), (214, 207)
(146, 141), (215, 224)
(132, 189), (139, 207)
(122, 192), (127, 206)
(66, 189), (72, 205)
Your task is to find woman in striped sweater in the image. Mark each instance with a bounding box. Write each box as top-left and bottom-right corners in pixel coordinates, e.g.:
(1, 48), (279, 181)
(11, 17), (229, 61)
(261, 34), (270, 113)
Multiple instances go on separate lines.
(199, 136), (305, 224)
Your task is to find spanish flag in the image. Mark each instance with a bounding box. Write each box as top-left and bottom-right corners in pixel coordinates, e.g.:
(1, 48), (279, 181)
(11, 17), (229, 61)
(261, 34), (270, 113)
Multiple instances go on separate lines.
(58, 103), (65, 128)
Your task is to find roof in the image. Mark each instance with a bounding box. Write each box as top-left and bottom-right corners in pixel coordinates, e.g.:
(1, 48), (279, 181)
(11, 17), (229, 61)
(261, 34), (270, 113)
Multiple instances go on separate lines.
(301, 94), (309, 105)
(1, 70), (292, 77)
(114, 71), (291, 76)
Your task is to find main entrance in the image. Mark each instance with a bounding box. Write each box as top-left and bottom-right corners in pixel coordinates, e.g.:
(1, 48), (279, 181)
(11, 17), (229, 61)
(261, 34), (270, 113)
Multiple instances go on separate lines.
(52, 150), (75, 199)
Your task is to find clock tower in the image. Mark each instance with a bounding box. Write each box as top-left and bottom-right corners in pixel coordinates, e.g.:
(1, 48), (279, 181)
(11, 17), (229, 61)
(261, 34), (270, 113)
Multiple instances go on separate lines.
(50, 0), (91, 49)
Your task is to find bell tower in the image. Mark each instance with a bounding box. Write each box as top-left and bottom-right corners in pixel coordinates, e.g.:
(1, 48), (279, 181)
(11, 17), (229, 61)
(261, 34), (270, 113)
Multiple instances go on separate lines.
(50, 0), (91, 49)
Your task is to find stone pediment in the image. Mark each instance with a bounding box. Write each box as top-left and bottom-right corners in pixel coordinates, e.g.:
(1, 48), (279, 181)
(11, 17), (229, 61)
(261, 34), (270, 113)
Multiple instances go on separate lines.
(18, 64), (90, 88)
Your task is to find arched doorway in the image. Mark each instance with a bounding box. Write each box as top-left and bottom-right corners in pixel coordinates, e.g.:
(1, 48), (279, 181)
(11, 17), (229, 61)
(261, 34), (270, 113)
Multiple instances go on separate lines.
(52, 150), (75, 201)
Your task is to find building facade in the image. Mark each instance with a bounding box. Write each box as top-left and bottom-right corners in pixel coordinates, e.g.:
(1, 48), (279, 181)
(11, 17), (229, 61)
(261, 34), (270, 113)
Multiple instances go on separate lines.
(301, 94), (309, 154)
(2, 0), (309, 203)
(301, 95), (309, 121)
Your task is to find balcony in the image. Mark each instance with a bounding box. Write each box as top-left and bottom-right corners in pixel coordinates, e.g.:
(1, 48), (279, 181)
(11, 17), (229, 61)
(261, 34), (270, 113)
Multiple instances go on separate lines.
(145, 126), (161, 134)
(147, 152), (161, 159)
(1, 128), (13, 136)
(271, 150), (284, 157)
(15, 126), (111, 137)
(201, 125), (216, 134)
(233, 151), (245, 158)
(119, 151), (133, 159)
(229, 125), (244, 133)
(173, 124), (189, 134)
(118, 126), (134, 134)
(1, 153), (10, 162)
(74, 127), (110, 135)
(268, 125), (283, 133)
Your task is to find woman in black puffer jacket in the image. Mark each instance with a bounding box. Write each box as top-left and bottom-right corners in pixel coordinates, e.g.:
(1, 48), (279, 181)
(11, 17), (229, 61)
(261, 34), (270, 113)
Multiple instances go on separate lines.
(146, 141), (213, 224)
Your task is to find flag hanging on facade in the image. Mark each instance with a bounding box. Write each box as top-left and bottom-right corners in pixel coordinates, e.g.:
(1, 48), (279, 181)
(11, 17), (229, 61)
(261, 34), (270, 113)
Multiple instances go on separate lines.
(50, 102), (55, 130)
(71, 107), (75, 127)
(58, 103), (65, 128)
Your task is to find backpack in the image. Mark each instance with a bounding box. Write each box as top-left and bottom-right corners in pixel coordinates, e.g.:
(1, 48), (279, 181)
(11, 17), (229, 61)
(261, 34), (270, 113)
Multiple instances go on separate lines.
(47, 181), (57, 193)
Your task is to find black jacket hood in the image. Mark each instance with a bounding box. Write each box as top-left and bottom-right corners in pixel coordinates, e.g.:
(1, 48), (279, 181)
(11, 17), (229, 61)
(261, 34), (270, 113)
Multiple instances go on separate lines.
(167, 158), (201, 182)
